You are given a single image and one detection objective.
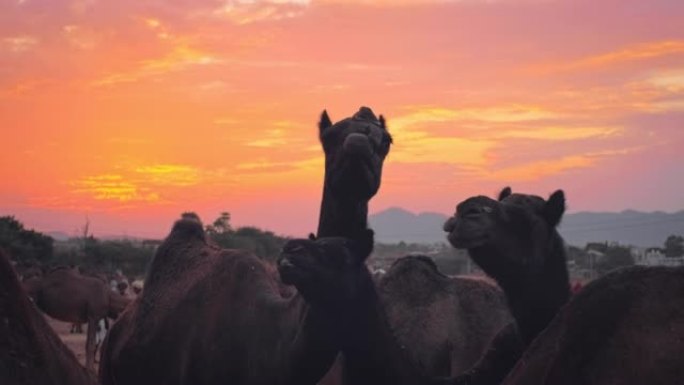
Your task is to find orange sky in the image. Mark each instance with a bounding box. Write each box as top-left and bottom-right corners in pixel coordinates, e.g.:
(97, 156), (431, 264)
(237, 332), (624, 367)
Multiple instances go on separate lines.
(1, 0), (683, 238)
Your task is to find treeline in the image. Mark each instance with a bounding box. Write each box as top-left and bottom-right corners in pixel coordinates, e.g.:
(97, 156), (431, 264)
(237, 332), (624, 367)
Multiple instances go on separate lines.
(0, 216), (54, 263)
(0, 213), (288, 278)
(1, 215), (156, 278)
(3, 214), (682, 280)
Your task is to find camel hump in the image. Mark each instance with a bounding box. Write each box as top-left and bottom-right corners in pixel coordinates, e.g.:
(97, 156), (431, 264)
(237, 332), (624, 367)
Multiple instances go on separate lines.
(354, 106), (378, 121)
(390, 255), (441, 274)
(168, 216), (206, 243)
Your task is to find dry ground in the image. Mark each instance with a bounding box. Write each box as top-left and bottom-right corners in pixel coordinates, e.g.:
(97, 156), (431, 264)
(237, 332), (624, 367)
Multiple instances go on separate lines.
(45, 317), (94, 370)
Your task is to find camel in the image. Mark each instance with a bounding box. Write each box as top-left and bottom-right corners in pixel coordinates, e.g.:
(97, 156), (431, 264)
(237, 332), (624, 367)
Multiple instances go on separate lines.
(0, 249), (96, 385)
(377, 257), (512, 376)
(439, 187), (571, 384)
(499, 264), (684, 385)
(444, 187), (684, 384)
(280, 188), (571, 385)
(316, 106), (392, 238)
(315, 108), (512, 382)
(22, 266), (131, 372)
(100, 215), (349, 385)
(310, 107), (512, 382)
(278, 230), (455, 385)
(99, 107), (391, 385)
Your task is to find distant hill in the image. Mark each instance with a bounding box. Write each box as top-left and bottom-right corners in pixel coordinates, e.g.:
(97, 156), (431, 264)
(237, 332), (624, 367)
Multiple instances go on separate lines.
(369, 207), (684, 248)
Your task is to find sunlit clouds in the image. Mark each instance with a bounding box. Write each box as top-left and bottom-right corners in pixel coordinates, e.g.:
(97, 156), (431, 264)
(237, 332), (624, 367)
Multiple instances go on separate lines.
(1, 0), (683, 237)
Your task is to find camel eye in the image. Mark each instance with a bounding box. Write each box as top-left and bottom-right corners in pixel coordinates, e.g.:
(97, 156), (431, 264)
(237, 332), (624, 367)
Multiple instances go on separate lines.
(463, 207), (483, 217)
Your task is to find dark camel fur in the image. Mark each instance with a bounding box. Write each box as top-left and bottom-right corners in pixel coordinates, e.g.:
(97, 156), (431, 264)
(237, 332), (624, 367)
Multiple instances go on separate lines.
(316, 106), (392, 238)
(0, 249), (96, 385)
(22, 265), (130, 372)
(99, 216), (343, 385)
(279, 231), (457, 385)
(501, 265), (684, 385)
(443, 187), (571, 384)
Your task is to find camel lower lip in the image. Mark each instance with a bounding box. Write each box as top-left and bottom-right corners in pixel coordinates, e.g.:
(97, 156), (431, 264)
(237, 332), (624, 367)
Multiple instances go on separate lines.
(448, 233), (487, 249)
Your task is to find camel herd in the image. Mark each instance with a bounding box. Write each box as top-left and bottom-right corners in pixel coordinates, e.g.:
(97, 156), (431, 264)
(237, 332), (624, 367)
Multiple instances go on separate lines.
(1, 106), (684, 385)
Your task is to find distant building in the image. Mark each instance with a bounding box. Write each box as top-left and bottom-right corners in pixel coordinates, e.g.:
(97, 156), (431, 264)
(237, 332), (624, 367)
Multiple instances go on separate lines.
(633, 247), (684, 267)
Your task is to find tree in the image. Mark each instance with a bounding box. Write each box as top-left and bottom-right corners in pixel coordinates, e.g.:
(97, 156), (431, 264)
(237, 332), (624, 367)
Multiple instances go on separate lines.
(0, 216), (54, 263)
(203, 212), (287, 262)
(664, 235), (684, 258)
(206, 212), (232, 235)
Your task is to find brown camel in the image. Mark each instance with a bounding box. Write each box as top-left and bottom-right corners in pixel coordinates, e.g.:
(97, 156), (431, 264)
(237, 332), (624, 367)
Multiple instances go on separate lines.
(99, 107), (390, 385)
(100, 215), (350, 385)
(0, 249), (96, 385)
(22, 266), (130, 372)
(377, 256), (512, 376)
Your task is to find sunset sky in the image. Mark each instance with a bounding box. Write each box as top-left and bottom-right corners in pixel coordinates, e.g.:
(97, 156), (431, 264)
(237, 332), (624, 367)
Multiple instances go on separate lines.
(1, 0), (683, 239)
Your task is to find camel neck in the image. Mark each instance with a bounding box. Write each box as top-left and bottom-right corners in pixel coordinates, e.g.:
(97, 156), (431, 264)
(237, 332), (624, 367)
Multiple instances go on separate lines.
(284, 295), (343, 385)
(335, 270), (451, 385)
(495, 236), (570, 345)
(316, 184), (369, 238)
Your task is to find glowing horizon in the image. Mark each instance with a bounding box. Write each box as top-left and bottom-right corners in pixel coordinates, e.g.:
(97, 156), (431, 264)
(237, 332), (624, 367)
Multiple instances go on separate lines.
(1, 0), (683, 239)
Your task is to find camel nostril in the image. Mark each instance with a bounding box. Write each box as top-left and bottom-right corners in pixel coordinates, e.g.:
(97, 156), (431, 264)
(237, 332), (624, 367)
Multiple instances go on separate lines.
(343, 133), (373, 157)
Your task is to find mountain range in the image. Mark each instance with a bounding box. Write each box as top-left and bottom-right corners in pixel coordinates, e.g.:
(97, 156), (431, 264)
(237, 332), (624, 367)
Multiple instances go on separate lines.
(369, 207), (684, 248)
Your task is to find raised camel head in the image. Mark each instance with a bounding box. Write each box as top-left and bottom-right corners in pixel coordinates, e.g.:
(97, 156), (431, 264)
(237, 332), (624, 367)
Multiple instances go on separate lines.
(319, 107), (392, 201)
(277, 229), (374, 307)
(443, 187), (566, 280)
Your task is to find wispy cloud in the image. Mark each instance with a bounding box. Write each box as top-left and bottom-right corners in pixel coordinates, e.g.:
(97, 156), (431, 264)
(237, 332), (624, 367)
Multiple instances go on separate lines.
(134, 164), (202, 187)
(645, 69), (684, 92)
(2, 36), (38, 52)
(537, 40), (684, 73)
(92, 43), (221, 86)
(488, 148), (638, 181)
(211, 0), (311, 25)
(71, 174), (160, 202)
(391, 105), (560, 134)
(68, 164), (230, 204)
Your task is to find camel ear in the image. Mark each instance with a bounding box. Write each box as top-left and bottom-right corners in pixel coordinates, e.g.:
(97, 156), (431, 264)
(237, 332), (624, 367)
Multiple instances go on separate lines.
(308, 233), (317, 241)
(498, 187), (512, 201)
(379, 115), (386, 129)
(544, 190), (566, 227)
(319, 110), (332, 134)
